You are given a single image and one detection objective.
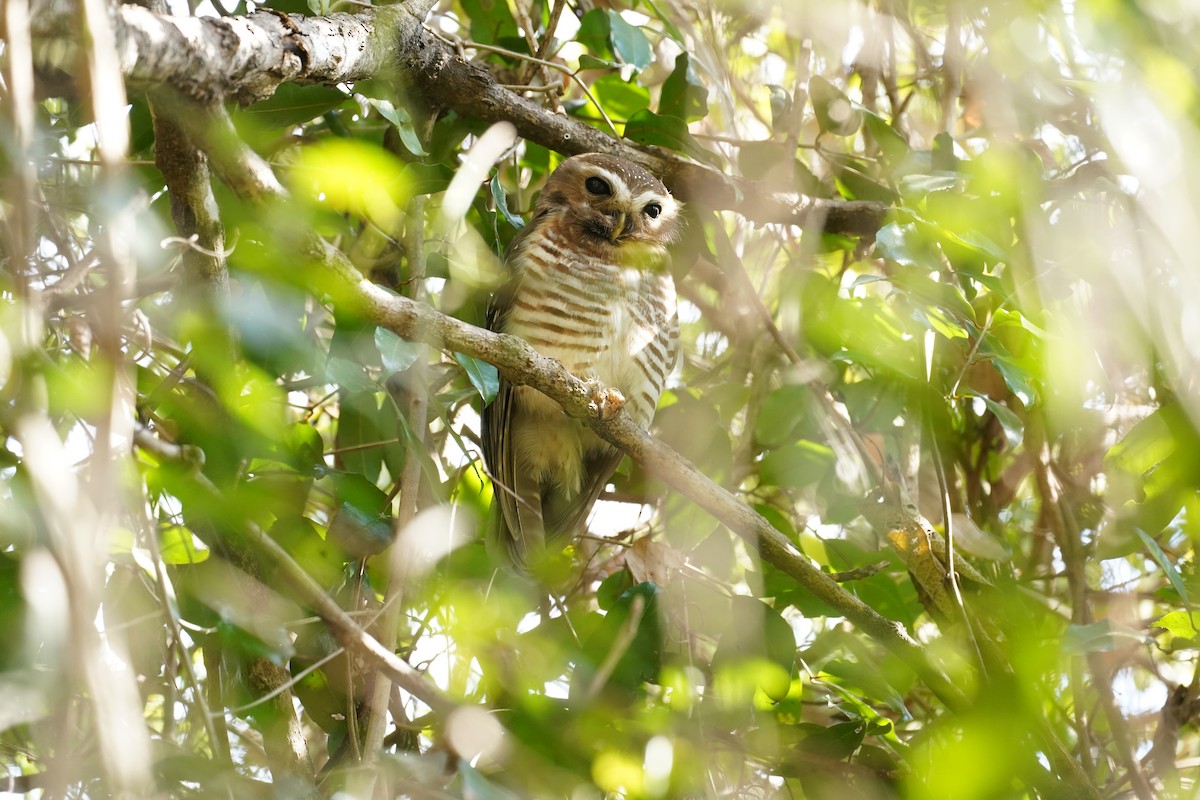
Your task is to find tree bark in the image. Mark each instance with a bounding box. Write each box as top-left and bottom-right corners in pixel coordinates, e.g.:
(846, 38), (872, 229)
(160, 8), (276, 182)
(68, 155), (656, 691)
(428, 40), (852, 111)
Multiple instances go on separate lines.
(30, 0), (887, 236)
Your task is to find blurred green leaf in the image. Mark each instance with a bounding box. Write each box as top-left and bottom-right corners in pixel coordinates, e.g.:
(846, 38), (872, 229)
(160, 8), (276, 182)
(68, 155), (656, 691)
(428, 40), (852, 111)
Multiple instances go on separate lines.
(712, 596), (796, 701)
(1136, 528), (1189, 605)
(462, 0), (519, 41)
(327, 501), (393, 559)
(759, 441), (836, 488)
(1062, 620), (1118, 655)
(1154, 610), (1200, 642)
(574, 582), (662, 699)
(809, 76), (862, 136)
(159, 526), (209, 565)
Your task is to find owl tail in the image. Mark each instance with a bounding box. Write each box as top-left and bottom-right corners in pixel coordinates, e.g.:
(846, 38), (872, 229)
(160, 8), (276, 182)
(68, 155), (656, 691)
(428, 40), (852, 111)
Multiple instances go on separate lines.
(488, 468), (548, 572)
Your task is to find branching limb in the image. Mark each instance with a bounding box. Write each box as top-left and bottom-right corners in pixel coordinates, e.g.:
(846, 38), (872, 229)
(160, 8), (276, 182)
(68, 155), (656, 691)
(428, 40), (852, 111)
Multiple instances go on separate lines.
(29, 0), (888, 236)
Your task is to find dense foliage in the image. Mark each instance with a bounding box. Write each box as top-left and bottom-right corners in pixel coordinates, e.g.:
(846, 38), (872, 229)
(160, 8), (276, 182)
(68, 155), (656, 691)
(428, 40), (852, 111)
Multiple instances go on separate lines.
(3, 0), (1200, 797)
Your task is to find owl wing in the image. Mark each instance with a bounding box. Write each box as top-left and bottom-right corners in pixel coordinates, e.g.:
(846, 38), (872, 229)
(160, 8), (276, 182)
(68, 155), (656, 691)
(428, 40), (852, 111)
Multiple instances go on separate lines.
(542, 448), (624, 539)
(481, 222), (549, 564)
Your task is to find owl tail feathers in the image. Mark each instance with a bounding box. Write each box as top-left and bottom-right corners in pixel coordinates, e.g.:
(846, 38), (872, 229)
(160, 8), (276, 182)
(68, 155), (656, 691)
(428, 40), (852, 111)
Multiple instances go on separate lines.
(487, 470), (548, 573)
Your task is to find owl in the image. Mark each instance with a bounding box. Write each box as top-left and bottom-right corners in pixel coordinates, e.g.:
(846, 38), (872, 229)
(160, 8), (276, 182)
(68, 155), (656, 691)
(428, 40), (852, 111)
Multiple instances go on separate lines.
(482, 153), (681, 569)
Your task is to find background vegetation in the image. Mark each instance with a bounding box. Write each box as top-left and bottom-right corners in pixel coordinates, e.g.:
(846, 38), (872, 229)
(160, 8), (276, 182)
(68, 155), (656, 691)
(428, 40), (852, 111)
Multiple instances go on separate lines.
(3, 0), (1200, 797)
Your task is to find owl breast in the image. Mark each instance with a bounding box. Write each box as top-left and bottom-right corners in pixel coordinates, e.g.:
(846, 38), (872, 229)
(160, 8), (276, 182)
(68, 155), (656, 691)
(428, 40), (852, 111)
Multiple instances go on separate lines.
(500, 226), (677, 496)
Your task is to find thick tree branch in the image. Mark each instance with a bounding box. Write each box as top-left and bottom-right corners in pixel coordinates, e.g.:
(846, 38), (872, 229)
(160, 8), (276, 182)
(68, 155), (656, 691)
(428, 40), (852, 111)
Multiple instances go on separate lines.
(30, 0), (887, 236)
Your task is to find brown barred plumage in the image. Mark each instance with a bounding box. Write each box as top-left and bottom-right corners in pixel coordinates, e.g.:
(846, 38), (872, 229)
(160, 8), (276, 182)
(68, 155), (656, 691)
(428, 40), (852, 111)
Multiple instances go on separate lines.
(482, 153), (681, 569)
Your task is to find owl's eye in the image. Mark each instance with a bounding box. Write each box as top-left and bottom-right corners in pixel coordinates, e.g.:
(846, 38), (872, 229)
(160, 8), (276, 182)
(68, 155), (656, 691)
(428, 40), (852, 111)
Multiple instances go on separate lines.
(644, 203), (662, 219)
(585, 176), (612, 196)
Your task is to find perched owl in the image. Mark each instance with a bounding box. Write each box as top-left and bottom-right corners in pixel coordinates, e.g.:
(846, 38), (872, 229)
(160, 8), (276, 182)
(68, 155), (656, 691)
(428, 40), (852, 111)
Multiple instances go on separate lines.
(482, 153), (681, 569)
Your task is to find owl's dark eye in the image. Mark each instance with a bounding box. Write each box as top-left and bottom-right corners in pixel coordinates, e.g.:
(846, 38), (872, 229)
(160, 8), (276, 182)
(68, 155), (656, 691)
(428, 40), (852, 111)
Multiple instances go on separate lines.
(644, 203), (662, 219)
(585, 176), (612, 196)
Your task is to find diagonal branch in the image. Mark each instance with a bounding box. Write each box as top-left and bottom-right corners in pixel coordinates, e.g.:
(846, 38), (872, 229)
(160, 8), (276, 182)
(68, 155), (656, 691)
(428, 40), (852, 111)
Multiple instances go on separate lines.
(340, 255), (965, 711)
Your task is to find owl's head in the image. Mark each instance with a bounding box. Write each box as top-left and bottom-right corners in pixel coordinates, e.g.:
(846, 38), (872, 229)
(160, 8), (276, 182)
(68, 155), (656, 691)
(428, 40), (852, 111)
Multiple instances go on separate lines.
(536, 153), (682, 253)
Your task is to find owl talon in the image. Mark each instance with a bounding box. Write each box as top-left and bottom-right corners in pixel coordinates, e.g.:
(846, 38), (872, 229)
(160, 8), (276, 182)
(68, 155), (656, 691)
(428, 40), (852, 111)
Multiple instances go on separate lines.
(586, 381), (626, 420)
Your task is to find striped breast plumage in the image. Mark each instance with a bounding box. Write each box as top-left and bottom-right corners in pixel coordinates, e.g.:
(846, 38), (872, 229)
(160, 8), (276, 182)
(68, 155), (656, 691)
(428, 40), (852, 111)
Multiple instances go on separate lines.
(481, 153), (682, 569)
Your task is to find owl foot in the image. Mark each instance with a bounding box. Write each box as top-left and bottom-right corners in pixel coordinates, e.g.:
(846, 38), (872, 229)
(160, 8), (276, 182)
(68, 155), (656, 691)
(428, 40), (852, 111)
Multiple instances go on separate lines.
(586, 380), (626, 420)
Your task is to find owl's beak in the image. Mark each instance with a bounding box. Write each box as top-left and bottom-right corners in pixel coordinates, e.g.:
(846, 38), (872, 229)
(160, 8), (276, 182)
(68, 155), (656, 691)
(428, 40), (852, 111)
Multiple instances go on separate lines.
(609, 211), (627, 242)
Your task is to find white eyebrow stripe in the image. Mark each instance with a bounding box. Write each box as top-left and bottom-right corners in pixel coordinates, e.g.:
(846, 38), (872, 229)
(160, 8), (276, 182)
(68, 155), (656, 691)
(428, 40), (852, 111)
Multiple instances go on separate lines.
(588, 167), (630, 201)
(632, 189), (675, 211)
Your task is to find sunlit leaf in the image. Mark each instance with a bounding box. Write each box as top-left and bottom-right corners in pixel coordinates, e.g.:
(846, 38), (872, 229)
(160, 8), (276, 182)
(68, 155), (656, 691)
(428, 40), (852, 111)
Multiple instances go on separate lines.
(1153, 610), (1200, 643)
(589, 74), (651, 121)
(159, 526), (209, 565)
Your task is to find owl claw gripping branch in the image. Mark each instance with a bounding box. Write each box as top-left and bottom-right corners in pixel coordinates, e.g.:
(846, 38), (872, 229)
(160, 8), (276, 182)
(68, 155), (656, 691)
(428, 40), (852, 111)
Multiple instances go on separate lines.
(482, 154), (681, 571)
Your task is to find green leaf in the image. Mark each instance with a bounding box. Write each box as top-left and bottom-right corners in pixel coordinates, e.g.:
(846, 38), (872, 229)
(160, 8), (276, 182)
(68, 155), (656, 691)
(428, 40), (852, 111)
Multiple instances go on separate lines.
(862, 111), (909, 163)
(337, 391), (386, 482)
(874, 222), (920, 266)
(374, 327), (421, 375)
(1106, 404), (1187, 476)
(462, 0), (519, 42)
(455, 352), (500, 404)
(624, 109), (723, 167)
(574, 582), (663, 697)
(289, 423), (325, 472)
(1137, 528), (1189, 604)
(799, 721), (866, 760)
(490, 173), (526, 231)
(754, 385), (810, 448)
(576, 9), (613, 59)
(1153, 610), (1200, 641)
(809, 76), (862, 136)
(327, 502), (393, 559)
(607, 10), (653, 69)
(369, 98), (427, 157)
(899, 173), (961, 196)
(458, 762), (521, 800)
(577, 54), (620, 70)
(240, 84), (348, 129)
(759, 441), (835, 487)
(597, 568), (634, 611)
(159, 526), (209, 565)
(962, 394), (1024, 448)
(1062, 620), (1118, 654)
(590, 74), (651, 120)
(712, 596), (797, 701)
(660, 53), (709, 122)
(325, 468), (391, 517)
